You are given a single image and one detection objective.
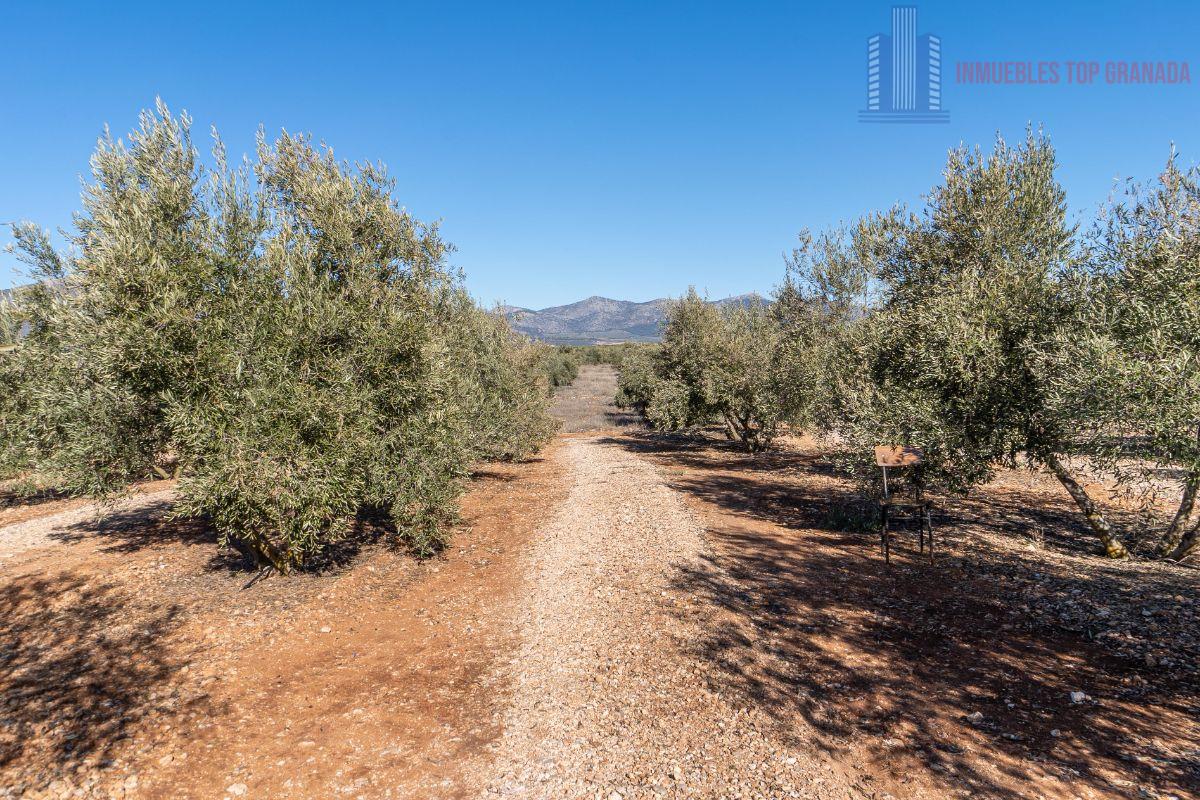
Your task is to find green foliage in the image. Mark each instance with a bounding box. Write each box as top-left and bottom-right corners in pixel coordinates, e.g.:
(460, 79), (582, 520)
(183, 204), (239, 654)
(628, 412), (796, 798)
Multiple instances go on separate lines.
(781, 131), (1130, 556)
(864, 131), (1076, 484)
(0, 294), (21, 347)
(540, 346), (580, 388)
(563, 342), (645, 367)
(1, 101), (555, 571)
(641, 290), (725, 432)
(447, 303), (562, 462)
(775, 224), (880, 440)
(614, 345), (660, 412)
(617, 291), (785, 452)
(1059, 152), (1200, 558)
(533, 343), (653, 390)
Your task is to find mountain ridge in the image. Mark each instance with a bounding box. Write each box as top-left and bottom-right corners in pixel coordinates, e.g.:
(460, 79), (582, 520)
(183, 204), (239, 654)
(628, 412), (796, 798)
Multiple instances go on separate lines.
(504, 293), (764, 345)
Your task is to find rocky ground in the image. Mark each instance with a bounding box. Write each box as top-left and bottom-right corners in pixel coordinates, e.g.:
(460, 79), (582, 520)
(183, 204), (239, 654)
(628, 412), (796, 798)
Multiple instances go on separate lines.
(480, 435), (856, 800)
(616, 432), (1199, 800)
(1, 365), (1197, 799)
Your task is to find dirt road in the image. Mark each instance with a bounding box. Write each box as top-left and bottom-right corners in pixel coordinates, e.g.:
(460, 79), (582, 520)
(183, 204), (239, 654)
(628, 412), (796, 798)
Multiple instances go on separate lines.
(549, 364), (640, 433)
(481, 434), (852, 799)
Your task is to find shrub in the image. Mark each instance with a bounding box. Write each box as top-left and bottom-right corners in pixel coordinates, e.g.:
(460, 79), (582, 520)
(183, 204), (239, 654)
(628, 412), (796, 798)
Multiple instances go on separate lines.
(446, 301), (561, 461)
(614, 345), (659, 412)
(2, 102), (555, 571)
(539, 346), (580, 388)
(618, 290), (785, 452)
(702, 299), (785, 451)
(566, 343), (643, 366)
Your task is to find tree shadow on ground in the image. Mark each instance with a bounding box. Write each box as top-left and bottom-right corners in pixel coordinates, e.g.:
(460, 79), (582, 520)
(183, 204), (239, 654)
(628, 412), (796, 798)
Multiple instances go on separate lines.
(470, 456), (548, 483)
(616, 431), (1170, 559)
(949, 480), (1165, 559)
(0, 484), (75, 511)
(600, 433), (1200, 800)
(50, 497), (211, 552)
(43, 478), (529, 576)
(47, 498), (258, 576)
(0, 573), (202, 793)
(602, 407), (642, 429)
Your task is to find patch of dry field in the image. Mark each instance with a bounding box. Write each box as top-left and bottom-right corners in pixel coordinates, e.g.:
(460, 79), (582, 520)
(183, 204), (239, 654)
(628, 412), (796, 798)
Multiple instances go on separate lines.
(0, 447), (570, 800)
(549, 364), (640, 433)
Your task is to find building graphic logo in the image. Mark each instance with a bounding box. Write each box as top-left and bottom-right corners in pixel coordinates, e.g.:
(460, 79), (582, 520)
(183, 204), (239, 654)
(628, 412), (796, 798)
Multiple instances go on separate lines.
(859, 6), (949, 124)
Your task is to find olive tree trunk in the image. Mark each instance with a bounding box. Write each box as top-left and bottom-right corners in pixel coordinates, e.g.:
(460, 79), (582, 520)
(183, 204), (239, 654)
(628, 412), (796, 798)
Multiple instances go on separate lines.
(1166, 518), (1200, 561)
(1159, 469), (1200, 557)
(1042, 451), (1129, 559)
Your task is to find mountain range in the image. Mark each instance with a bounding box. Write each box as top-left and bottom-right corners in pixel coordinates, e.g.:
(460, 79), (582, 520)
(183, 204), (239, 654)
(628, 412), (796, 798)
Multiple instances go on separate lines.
(503, 294), (763, 345)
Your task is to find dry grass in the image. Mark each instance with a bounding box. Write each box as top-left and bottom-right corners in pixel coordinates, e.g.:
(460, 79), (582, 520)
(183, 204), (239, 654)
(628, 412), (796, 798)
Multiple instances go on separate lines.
(549, 364), (641, 433)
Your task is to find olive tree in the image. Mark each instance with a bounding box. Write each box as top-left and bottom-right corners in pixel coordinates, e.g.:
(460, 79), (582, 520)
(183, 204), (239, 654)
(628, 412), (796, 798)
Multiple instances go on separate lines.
(539, 346), (580, 388)
(774, 224), (880, 439)
(614, 344), (659, 413)
(619, 290), (785, 452)
(707, 299), (786, 451)
(0, 294), (20, 347)
(1060, 153), (1200, 560)
(822, 131), (1129, 557)
(2, 102), (555, 570)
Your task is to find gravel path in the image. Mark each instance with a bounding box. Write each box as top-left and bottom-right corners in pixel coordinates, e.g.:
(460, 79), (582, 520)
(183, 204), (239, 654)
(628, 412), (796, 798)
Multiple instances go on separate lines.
(483, 436), (852, 800)
(0, 489), (174, 562)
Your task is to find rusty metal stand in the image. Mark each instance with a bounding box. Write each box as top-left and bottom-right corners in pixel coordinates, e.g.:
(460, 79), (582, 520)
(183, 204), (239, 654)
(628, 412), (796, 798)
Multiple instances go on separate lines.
(875, 445), (935, 565)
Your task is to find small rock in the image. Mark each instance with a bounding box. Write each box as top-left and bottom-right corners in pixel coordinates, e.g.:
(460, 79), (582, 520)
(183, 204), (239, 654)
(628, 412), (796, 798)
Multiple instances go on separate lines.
(227, 783), (247, 797)
(319, 626), (332, 634)
(967, 711), (985, 725)
(1051, 729), (1061, 737)
(1069, 691), (1087, 704)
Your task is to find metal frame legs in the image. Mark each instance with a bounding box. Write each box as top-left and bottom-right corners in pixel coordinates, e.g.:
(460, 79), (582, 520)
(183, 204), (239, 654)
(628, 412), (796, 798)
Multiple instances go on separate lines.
(881, 503), (933, 564)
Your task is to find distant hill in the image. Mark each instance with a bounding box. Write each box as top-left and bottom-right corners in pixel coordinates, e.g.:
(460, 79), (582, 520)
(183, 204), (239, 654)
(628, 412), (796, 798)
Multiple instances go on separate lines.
(504, 294), (764, 345)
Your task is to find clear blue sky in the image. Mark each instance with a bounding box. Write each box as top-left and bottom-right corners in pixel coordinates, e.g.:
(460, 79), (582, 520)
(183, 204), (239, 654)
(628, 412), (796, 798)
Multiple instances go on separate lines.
(2, 1), (1197, 308)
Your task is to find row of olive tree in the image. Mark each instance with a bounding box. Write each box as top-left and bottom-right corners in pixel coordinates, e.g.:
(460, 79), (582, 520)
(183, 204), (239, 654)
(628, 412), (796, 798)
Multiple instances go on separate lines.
(616, 292), (785, 452)
(1071, 152), (1200, 560)
(539, 347), (580, 388)
(622, 130), (1200, 560)
(0, 102), (557, 571)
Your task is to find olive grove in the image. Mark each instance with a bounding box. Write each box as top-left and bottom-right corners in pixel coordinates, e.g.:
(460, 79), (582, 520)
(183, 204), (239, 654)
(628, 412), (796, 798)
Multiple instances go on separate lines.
(620, 130), (1200, 560)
